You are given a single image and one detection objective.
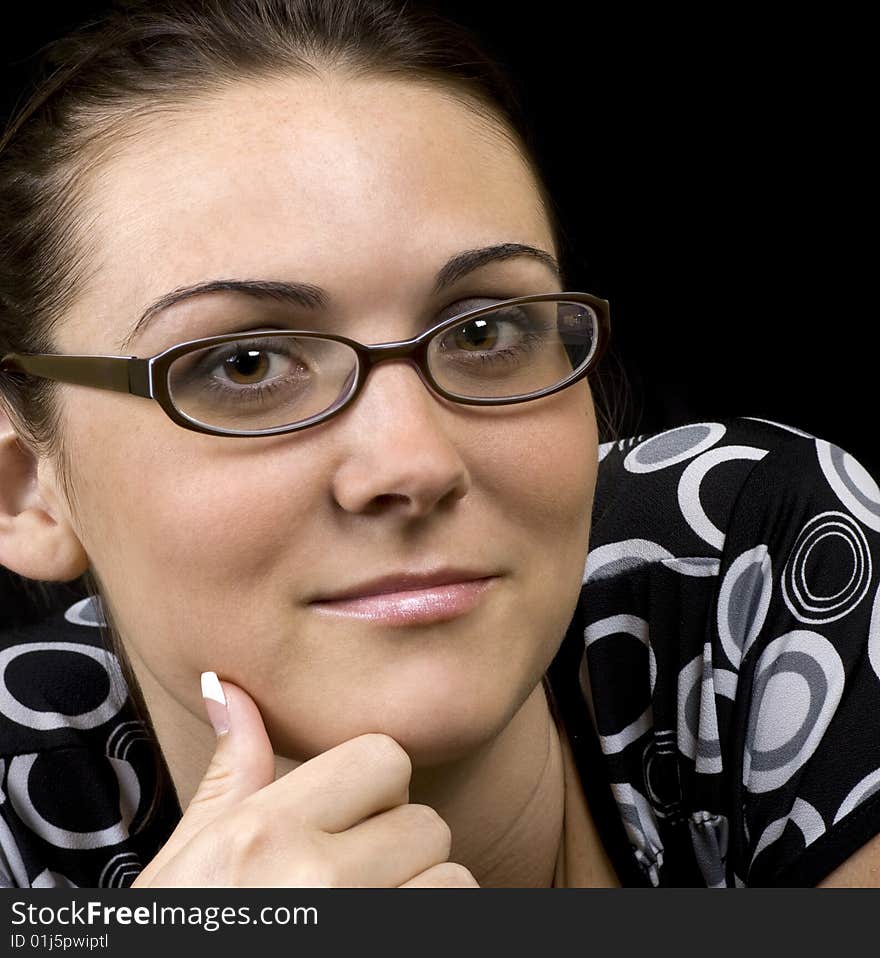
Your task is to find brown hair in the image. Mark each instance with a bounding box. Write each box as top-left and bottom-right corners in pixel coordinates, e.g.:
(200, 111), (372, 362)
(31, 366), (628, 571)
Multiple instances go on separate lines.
(0, 0), (628, 795)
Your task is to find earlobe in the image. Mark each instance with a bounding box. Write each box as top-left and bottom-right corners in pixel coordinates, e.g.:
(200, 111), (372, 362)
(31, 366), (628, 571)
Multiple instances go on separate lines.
(0, 409), (89, 583)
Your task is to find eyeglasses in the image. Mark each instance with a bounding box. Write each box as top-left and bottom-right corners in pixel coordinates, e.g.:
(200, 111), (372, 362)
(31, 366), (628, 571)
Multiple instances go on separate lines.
(0, 292), (610, 438)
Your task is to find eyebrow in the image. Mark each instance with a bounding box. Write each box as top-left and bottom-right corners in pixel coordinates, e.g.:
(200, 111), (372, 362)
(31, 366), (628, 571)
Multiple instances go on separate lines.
(117, 242), (562, 351)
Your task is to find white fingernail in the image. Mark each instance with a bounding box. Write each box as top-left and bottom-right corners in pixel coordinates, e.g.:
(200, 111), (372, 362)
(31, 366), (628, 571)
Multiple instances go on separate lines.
(200, 671), (230, 736)
(200, 670), (226, 705)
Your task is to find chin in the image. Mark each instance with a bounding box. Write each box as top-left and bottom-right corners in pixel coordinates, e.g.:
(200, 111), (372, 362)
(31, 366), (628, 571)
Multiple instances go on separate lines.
(386, 720), (498, 769)
(355, 668), (538, 770)
(267, 625), (553, 767)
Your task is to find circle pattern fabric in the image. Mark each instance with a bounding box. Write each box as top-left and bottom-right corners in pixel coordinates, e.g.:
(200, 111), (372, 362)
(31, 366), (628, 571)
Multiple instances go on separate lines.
(554, 416), (880, 886)
(781, 512), (872, 624)
(0, 592), (180, 888)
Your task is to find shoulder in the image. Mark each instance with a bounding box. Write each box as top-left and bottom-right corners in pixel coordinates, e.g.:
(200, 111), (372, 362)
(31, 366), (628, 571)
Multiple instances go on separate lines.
(0, 592), (118, 756)
(590, 415), (873, 560)
(596, 415), (813, 476)
(0, 591), (180, 888)
(576, 415), (880, 885)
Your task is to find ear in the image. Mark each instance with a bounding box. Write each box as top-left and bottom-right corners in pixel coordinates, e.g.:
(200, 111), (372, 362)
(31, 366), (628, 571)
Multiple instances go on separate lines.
(0, 404), (89, 582)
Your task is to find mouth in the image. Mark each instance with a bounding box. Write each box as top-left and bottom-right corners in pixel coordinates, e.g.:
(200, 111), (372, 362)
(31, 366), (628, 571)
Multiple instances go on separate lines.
(308, 574), (500, 626)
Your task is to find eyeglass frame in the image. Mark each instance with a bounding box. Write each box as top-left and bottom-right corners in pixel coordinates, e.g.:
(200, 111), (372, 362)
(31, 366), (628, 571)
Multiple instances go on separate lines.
(0, 291), (610, 438)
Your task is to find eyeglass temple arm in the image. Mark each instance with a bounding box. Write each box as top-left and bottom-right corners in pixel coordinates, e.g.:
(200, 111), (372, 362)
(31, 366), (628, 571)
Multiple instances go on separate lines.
(0, 353), (153, 398)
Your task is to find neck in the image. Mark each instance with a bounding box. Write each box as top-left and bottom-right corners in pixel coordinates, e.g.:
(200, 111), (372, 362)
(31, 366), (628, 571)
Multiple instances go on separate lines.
(130, 644), (565, 888)
(407, 681), (565, 888)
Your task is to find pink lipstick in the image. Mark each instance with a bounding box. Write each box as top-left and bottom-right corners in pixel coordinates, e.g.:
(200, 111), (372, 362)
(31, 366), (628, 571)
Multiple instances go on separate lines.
(308, 576), (497, 626)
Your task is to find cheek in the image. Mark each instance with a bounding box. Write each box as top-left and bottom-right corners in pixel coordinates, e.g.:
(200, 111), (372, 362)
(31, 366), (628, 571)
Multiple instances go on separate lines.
(142, 465), (310, 581)
(475, 382), (597, 546)
(494, 384), (598, 637)
(463, 383), (597, 650)
(85, 422), (325, 575)
(76, 424), (331, 663)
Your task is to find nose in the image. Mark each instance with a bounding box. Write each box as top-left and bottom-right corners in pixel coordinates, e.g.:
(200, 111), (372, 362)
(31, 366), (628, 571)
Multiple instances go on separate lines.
(329, 358), (471, 519)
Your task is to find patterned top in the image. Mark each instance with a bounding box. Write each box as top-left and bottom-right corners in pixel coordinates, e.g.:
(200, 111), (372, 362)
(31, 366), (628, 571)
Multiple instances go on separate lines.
(1, 416), (879, 887)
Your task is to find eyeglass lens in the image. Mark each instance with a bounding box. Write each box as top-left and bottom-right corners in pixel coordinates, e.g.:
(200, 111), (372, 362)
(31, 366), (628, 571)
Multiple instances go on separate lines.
(166, 299), (598, 433)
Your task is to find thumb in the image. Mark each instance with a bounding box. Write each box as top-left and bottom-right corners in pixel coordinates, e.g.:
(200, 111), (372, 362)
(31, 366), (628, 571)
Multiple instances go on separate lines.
(181, 671), (276, 832)
(133, 672), (278, 885)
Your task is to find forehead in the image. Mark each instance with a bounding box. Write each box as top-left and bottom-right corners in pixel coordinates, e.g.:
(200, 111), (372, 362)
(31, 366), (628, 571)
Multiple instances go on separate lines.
(66, 76), (551, 345)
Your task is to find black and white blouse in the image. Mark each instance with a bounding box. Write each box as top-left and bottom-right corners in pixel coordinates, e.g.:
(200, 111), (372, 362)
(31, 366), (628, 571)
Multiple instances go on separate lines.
(2, 416), (879, 887)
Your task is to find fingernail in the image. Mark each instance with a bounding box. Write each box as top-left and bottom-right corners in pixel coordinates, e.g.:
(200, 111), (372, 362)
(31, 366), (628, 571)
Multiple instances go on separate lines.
(200, 670), (229, 736)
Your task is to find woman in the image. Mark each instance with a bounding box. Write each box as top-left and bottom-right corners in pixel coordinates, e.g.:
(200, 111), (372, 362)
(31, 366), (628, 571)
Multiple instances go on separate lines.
(0, 0), (878, 888)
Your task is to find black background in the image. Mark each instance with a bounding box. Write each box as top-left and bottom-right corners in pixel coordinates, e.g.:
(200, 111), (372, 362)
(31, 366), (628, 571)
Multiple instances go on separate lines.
(2, 2), (874, 474)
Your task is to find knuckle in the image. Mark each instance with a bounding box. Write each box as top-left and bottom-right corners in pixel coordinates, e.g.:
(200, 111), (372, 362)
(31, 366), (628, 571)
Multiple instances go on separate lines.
(289, 834), (347, 887)
(222, 814), (271, 864)
(209, 815), (338, 887)
(358, 733), (411, 778)
(410, 804), (452, 848)
(431, 862), (479, 887)
(292, 858), (341, 888)
(180, 814), (272, 887)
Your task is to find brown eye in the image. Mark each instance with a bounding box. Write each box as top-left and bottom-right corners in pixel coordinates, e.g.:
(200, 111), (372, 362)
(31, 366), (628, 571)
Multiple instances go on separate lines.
(452, 319), (499, 351)
(222, 349), (271, 384)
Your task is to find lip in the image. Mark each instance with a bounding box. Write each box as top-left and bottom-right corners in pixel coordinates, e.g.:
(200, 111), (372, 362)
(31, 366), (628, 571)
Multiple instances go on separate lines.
(311, 568), (497, 602)
(308, 572), (499, 626)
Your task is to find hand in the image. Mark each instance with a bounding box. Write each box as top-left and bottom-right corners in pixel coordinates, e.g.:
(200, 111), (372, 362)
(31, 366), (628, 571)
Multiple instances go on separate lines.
(130, 675), (479, 888)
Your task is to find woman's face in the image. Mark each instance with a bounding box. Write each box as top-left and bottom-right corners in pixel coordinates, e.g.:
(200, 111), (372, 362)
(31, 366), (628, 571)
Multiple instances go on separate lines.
(53, 75), (598, 766)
